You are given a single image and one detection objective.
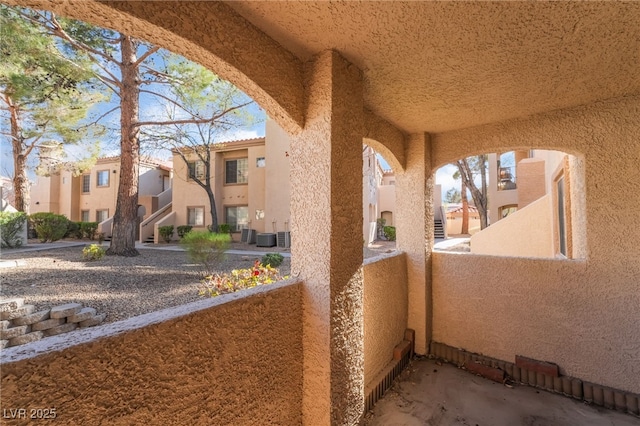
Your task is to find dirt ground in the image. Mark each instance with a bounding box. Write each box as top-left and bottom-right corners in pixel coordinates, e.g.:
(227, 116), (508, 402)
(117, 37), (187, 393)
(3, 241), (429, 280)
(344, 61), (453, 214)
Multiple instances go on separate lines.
(364, 358), (640, 426)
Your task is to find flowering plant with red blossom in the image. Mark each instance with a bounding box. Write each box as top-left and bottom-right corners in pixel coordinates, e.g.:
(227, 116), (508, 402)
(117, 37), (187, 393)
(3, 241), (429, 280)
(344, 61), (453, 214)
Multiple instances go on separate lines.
(198, 259), (288, 297)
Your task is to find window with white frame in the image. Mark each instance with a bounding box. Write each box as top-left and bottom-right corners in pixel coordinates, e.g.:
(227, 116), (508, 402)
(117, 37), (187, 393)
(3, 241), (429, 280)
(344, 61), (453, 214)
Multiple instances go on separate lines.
(187, 161), (205, 181)
(225, 158), (248, 184)
(187, 206), (205, 226)
(96, 170), (109, 187)
(82, 175), (90, 193)
(96, 209), (109, 223)
(225, 206), (248, 231)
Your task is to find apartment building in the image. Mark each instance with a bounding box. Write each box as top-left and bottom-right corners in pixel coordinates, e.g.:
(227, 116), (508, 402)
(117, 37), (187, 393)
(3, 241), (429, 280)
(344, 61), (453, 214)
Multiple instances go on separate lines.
(155, 120), (389, 245)
(470, 150), (580, 258)
(30, 156), (172, 224)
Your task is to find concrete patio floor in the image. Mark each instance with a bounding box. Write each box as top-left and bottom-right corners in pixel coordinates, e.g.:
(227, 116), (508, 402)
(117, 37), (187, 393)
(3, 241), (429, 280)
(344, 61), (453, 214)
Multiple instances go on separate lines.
(364, 358), (639, 426)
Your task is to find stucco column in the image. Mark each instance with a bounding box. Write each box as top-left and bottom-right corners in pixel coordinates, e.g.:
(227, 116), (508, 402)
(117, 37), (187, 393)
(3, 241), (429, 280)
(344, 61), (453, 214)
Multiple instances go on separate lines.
(290, 50), (364, 425)
(396, 133), (434, 355)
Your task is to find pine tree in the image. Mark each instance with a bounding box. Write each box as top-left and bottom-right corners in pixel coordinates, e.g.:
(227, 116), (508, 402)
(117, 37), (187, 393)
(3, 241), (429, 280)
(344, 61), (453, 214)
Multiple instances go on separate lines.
(0, 5), (101, 212)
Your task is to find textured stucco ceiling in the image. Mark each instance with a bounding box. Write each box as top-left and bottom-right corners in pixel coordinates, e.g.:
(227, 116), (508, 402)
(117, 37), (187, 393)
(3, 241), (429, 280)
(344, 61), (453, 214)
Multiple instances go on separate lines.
(227, 1), (640, 134)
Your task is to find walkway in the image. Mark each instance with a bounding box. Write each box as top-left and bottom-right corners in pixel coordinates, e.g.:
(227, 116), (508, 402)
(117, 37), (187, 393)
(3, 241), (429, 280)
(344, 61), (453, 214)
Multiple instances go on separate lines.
(365, 358), (639, 426)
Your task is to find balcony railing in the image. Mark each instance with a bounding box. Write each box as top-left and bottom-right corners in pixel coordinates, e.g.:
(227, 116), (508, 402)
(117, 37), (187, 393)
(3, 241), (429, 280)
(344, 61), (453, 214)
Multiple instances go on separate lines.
(498, 166), (517, 190)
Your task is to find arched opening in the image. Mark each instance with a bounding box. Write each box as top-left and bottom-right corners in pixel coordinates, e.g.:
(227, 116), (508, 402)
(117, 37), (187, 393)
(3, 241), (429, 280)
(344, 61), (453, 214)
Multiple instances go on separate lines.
(434, 149), (586, 259)
(362, 144), (397, 256)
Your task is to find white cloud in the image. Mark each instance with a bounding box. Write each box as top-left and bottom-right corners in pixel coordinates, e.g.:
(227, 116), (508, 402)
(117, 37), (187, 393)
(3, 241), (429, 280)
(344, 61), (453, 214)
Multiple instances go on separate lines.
(435, 164), (459, 198)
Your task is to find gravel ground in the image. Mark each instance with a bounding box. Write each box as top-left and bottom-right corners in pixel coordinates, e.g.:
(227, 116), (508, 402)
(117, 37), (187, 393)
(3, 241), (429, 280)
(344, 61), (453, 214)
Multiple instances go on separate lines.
(0, 240), (396, 325)
(0, 246), (290, 324)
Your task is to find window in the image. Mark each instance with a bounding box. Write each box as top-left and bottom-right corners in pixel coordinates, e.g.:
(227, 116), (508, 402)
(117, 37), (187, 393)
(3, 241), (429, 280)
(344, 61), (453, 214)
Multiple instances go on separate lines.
(96, 209), (109, 223)
(225, 206), (248, 231)
(225, 158), (248, 184)
(187, 161), (205, 181)
(187, 206), (205, 226)
(81, 210), (90, 222)
(96, 170), (109, 187)
(499, 205), (518, 219)
(556, 175), (567, 256)
(82, 175), (90, 193)
(256, 157), (265, 168)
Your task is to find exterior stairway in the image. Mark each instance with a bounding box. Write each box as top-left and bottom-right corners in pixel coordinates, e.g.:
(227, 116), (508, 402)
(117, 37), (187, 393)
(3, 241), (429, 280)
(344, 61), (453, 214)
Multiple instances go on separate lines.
(144, 234), (155, 244)
(434, 219), (445, 239)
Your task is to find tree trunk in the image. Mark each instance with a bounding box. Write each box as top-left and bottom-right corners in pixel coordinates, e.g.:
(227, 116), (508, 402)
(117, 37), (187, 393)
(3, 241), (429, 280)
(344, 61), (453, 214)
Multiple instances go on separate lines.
(7, 95), (28, 213)
(107, 36), (140, 257)
(457, 157), (489, 230)
(461, 180), (469, 234)
(206, 186), (218, 232)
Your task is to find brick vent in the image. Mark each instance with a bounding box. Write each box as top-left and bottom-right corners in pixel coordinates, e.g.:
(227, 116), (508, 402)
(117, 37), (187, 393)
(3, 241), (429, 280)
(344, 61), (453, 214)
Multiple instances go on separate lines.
(364, 329), (415, 413)
(0, 298), (106, 348)
(431, 341), (640, 418)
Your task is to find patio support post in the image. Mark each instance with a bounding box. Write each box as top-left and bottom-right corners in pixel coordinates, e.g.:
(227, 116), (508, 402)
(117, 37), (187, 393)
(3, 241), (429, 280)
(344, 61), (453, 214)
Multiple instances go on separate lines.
(290, 50), (365, 425)
(396, 133), (434, 355)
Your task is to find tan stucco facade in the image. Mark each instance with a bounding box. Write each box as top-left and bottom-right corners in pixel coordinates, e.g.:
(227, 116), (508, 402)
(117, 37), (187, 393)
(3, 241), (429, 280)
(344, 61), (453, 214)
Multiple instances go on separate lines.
(363, 253), (408, 384)
(432, 95), (640, 395)
(1, 282), (304, 425)
(171, 122), (293, 235)
(3, 2), (640, 424)
(30, 158), (170, 223)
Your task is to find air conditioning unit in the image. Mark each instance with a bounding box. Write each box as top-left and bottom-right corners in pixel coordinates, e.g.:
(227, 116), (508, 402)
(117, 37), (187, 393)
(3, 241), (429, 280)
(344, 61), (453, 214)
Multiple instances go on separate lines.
(277, 231), (291, 248)
(246, 229), (256, 244)
(256, 233), (276, 247)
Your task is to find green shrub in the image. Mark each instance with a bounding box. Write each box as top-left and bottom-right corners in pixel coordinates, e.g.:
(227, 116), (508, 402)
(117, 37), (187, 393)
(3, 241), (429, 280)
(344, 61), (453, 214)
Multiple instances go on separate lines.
(177, 225), (193, 239)
(158, 225), (175, 243)
(180, 231), (231, 276)
(0, 211), (27, 248)
(80, 222), (98, 240)
(217, 223), (231, 234)
(261, 252), (284, 268)
(29, 212), (69, 243)
(199, 260), (288, 297)
(383, 225), (396, 241)
(66, 221), (83, 239)
(82, 243), (105, 261)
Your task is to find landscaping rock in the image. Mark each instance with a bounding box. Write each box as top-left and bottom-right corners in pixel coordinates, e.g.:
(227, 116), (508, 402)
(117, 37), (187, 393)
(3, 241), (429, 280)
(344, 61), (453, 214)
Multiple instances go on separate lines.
(0, 304), (35, 320)
(1, 339), (8, 349)
(50, 303), (83, 319)
(0, 320), (10, 330)
(12, 309), (51, 326)
(0, 298), (24, 312)
(0, 325), (30, 340)
(9, 331), (44, 347)
(67, 307), (97, 323)
(43, 323), (78, 337)
(79, 313), (106, 328)
(32, 318), (65, 331)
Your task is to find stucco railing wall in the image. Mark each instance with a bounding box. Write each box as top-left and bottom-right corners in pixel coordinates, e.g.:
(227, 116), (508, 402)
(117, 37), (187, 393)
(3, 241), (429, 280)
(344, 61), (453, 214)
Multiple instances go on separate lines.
(363, 252), (408, 384)
(470, 194), (554, 258)
(432, 252), (640, 395)
(0, 280), (303, 425)
(97, 216), (113, 237)
(138, 205), (172, 243)
(157, 187), (172, 209)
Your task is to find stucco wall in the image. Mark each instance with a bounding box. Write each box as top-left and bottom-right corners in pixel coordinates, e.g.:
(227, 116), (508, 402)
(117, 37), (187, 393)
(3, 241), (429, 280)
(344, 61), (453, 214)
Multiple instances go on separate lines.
(470, 194), (554, 258)
(517, 158), (547, 208)
(264, 119), (291, 234)
(363, 253), (408, 385)
(29, 175), (56, 214)
(138, 167), (168, 196)
(431, 95), (640, 394)
(0, 281), (303, 425)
